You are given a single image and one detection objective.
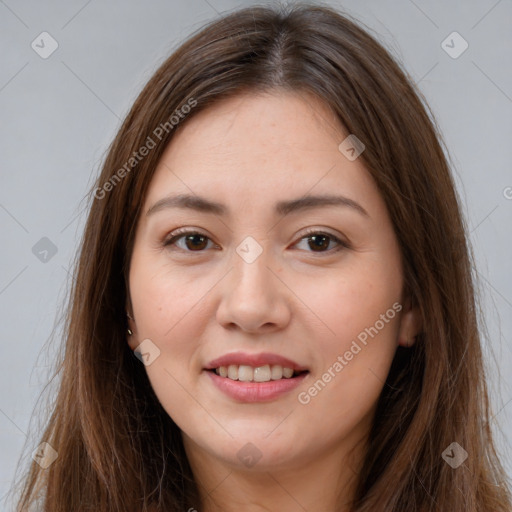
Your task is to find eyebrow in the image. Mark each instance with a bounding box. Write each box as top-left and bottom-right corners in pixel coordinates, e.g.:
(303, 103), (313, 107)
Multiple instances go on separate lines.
(146, 193), (369, 218)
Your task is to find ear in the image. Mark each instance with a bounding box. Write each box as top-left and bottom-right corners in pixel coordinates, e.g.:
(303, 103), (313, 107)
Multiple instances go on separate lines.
(397, 295), (422, 348)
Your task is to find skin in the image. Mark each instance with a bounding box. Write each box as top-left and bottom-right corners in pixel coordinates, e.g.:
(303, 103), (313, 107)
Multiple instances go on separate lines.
(127, 90), (422, 512)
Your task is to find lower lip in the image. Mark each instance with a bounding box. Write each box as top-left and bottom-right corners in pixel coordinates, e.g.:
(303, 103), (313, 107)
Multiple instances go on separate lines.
(204, 370), (309, 403)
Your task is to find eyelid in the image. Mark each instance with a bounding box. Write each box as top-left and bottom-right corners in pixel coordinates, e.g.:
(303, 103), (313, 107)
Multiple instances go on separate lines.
(163, 227), (218, 250)
(293, 227), (351, 252)
(298, 226), (345, 241)
(163, 226), (350, 254)
(164, 226), (210, 242)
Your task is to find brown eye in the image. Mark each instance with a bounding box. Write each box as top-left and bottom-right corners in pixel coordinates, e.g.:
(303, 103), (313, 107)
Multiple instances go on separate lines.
(164, 231), (215, 252)
(307, 234), (331, 252)
(294, 231), (348, 254)
(183, 233), (209, 251)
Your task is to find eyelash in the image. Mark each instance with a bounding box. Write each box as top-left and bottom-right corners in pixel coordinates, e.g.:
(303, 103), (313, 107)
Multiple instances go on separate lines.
(163, 227), (350, 255)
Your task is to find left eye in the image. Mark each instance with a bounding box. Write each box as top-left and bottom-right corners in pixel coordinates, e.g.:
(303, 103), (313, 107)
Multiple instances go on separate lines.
(164, 230), (347, 254)
(294, 231), (346, 253)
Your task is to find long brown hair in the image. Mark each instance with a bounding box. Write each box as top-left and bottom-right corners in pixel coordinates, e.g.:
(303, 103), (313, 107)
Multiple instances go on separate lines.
(11, 3), (511, 510)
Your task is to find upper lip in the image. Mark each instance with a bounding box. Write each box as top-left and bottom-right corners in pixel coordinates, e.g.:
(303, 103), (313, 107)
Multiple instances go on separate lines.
(204, 351), (308, 372)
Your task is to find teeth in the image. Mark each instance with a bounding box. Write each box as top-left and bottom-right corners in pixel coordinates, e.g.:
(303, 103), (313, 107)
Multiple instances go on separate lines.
(227, 365), (238, 380)
(270, 365), (282, 380)
(254, 365), (271, 382)
(214, 364), (298, 382)
(238, 365), (253, 382)
(282, 367), (294, 378)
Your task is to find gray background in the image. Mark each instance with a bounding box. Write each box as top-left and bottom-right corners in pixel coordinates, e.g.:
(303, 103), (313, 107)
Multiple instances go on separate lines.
(1, 0), (511, 506)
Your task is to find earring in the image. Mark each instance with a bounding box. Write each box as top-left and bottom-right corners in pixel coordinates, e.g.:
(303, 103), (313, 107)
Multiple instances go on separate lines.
(127, 311), (134, 335)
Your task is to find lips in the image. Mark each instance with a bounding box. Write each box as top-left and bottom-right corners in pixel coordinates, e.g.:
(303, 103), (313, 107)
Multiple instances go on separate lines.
(203, 351), (310, 401)
(204, 351), (308, 372)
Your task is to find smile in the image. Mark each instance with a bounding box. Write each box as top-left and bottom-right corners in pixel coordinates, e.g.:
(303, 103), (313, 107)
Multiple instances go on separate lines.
(211, 364), (306, 382)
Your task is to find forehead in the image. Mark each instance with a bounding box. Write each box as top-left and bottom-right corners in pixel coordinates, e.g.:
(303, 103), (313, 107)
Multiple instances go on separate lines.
(143, 90), (380, 215)
(164, 90), (343, 166)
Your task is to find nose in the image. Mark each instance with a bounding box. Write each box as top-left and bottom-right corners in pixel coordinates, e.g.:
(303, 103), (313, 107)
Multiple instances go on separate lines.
(215, 247), (292, 334)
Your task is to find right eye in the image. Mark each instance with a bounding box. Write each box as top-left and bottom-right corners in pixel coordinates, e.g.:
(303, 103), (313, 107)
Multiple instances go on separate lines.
(163, 229), (218, 252)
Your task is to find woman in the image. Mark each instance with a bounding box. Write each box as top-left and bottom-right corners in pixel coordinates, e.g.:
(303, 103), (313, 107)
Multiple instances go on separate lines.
(12, 3), (511, 511)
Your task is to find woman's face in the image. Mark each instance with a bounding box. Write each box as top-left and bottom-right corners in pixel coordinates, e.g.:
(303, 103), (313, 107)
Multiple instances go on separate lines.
(128, 90), (420, 473)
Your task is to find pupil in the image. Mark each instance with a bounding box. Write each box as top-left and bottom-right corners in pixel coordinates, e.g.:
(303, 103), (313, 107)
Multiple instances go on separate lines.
(309, 234), (329, 251)
(186, 234), (207, 250)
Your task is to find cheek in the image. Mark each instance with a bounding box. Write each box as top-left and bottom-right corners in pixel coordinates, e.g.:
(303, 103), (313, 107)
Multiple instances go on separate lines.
(129, 250), (217, 340)
(298, 260), (401, 413)
(128, 252), (217, 402)
(311, 258), (402, 345)
(128, 254), (215, 426)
